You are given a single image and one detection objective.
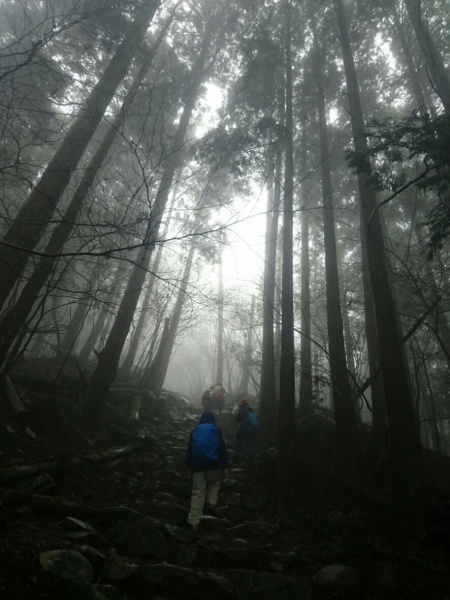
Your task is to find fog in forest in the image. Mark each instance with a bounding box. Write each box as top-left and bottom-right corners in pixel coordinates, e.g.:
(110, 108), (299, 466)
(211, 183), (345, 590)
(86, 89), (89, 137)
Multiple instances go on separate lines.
(1, 0), (450, 541)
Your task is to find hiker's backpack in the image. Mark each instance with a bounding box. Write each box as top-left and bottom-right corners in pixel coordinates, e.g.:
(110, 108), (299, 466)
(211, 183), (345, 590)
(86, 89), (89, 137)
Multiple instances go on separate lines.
(192, 423), (219, 467)
(246, 409), (259, 431)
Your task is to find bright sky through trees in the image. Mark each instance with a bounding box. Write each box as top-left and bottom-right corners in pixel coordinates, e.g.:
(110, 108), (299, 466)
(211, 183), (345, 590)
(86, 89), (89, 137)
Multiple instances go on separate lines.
(196, 83), (267, 294)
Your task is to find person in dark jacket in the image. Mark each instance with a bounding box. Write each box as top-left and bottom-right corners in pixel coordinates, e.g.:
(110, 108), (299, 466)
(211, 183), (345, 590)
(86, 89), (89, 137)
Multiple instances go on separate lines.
(201, 389), (213, 411)
(185, 411), (229, 530)
(235, 398), (257, 461)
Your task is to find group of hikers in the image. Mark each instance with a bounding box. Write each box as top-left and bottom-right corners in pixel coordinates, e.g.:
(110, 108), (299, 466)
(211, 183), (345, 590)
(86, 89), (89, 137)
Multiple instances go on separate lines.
(200, 384), (226, 412)
(185, 386), (259, 531)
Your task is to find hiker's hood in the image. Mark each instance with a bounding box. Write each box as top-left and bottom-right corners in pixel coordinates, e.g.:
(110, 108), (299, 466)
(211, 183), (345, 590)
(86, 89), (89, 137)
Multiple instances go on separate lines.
(199, 411), (216, 425)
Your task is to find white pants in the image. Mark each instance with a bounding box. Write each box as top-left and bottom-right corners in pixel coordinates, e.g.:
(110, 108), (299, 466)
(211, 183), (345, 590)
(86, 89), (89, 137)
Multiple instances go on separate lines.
(187, 469), (222, 526)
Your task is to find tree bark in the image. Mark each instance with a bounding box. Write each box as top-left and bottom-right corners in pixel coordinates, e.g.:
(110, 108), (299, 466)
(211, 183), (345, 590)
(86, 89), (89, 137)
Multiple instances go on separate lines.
(298, 129), (313, 420)
(259, 164), (279, 439)
(77, 266), (124, 366)
(334, 0), (423, 535)
(82, 15), (217, 420)
(142, 238), (196, 390)
(404, 0), (450, 114)
(0, 23), (170, 376)
(239, 295), (256, 395)
(0, 0), (161, 310)
(215, 238), (225, 386)
(277, 0), (296, 514)
(315, 41), (360, 467)
(119, 186), (177, 381)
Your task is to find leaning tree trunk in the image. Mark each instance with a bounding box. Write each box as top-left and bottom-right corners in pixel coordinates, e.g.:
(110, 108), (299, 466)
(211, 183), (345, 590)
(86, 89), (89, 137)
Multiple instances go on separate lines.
(315, 42), (360, 468)
(119, 187), (178, 381)
(0, 21), (170, 375)
(334, 0), (423, 536)
(82, 18), (216, 421)
(403, 0), (450, 115)
(277, 0), (296, 515)
(391, 5), (429, 117)
(77, 266), (124, 366)
(142, 237), (196, 390)
(57, 261), (101, 360)
(0, 0), (161, 310)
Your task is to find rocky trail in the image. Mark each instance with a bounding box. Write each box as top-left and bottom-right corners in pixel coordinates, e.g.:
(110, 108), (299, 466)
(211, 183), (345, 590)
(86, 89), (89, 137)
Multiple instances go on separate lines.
(0, 373), (449, 599)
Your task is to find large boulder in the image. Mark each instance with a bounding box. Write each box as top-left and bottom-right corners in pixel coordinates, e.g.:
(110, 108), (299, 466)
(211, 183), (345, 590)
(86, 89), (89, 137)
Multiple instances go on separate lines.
(111, 516), (170, 560)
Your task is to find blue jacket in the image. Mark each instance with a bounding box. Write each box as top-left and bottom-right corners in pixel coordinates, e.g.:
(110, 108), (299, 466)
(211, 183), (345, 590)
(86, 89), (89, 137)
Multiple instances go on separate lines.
(186, 411), (229, 472)
(235, 405), (256, 434)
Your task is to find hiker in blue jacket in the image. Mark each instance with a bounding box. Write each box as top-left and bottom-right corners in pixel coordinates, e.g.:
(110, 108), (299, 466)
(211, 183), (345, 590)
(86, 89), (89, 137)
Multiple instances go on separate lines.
(235, 398), (258, 461)
(185, 411), (229, 530)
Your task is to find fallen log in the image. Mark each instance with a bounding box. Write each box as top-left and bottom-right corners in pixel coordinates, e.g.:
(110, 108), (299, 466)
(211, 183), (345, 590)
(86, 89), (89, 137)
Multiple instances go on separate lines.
(0, 487), (98, 518)
(0, 441), (147, 483)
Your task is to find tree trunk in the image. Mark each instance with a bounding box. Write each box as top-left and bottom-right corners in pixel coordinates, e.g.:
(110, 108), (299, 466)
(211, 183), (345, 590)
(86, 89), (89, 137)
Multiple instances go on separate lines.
(142, 238), (196, 390)
(404, 0), (450, 114)
(298, 127), (313, 420)
(334, 0), (423, 536)
(0, 22), (169, 374)
(259, 156), (280, 440)
(239, 295), (256, 395)
(77, 266), (124, 367)
(315, 42), (360, 467)
(277, 0), (296, 514)
(82, 19), (216, 420)
(215, 238), (224, 386)
(119, 186), (177, 381)
(391, 6), (429, 117)
(0, 0), (161, 310)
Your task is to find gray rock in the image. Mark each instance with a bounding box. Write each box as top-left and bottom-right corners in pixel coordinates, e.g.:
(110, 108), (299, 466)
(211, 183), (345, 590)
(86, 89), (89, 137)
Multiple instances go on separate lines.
(139, 562), (234, 599)
(158, 481), (192, 498)
(111, 517), (170, 560)
(175, 543), (199, 565)
(220, 491), (243, 507)
(309, 541), (345, 563)
(227, 521), (280, 538)
(65, 531), (105, 547)
(215, 506), (253, 522)
(38, 549), (94, 587)
(323, 511), (364, 543)
(154, 469), (182, 482)
(311, 564), (362, 600)
(63, 517), (96, 532)
(229, 569), (311, 599)
(270, 550), (298, 566)
(102, 549), (139, 584)
(96, 584), (122, 600)
(164, 524), (197, 544)
(73, 545), (106, 572)
(200, 515), (232, 532)
(138, 499), (188, 525)
(196, 543), (270, 571)
(241, 495), (267, 512)
(155, 492), (178, 503)
(97, 506), (144, 524)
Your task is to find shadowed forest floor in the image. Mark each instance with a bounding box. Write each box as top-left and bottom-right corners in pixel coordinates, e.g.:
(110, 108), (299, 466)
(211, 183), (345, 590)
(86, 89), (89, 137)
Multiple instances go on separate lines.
(0, 364), (449, 599)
